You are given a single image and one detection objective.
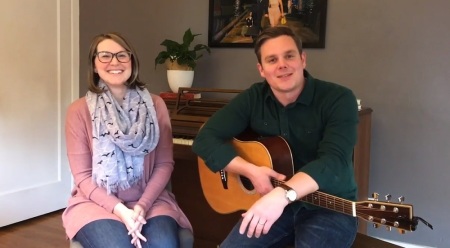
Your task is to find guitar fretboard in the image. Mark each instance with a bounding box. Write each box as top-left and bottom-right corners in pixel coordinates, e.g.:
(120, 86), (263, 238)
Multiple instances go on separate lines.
(301, 191), (355, 216)
(272, 180), (355, 217)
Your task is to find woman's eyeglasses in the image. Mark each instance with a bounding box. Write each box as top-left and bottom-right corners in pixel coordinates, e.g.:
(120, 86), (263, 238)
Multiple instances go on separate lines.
(95, 51), (132, 63)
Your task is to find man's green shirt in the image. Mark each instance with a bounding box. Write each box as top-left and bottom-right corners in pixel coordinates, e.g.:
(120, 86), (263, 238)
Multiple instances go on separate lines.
(193, 70), (359, 201)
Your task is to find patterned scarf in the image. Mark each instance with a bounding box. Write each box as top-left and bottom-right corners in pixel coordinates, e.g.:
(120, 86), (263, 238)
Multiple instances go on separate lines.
(86, 81), (159, 194)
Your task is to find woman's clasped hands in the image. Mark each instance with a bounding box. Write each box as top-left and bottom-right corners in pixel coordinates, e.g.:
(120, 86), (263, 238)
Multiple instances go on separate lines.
(114, 203), (148, 248)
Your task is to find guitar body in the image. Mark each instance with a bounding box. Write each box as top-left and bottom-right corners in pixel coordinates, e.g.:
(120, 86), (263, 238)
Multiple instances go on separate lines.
(198, 134), (294, 214)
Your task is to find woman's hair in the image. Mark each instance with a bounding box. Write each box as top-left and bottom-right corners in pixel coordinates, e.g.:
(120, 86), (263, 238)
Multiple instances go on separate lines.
(254, 26), (303, 64)
(87, 32), (145, 93)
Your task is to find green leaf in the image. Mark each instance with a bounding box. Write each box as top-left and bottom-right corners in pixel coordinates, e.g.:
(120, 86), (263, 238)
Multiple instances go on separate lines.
(154, 28), (210, 70)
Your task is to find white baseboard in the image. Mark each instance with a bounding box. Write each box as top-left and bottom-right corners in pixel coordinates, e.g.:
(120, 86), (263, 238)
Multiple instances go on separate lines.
(376, 237), (435, 248)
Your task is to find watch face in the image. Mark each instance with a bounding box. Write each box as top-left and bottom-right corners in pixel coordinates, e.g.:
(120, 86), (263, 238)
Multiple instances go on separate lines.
(286, 190), (297, 202)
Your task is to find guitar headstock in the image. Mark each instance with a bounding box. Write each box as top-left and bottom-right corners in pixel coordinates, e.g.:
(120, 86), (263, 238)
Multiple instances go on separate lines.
(356, 193), (417, 234)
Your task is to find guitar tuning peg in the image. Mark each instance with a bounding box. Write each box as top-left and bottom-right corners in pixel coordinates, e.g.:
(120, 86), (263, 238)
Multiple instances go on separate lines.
(373, 223), (379, 229)
(386, 226), (392, 231)
(398, 196), (405, 203)
(398, 229), (406, 234)
(385, 194), (391, 202)
(372, 192), (379, 201)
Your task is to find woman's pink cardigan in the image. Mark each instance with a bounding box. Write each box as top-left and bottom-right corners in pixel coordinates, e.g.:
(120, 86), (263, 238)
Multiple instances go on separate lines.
(62, 94), (192, 239)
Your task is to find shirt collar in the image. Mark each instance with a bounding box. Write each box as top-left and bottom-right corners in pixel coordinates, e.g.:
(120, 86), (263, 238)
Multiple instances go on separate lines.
(263, 70), (315, 106)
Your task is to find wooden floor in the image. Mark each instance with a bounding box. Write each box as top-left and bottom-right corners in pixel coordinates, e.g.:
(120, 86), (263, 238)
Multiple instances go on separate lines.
(0, 209), (68, 248)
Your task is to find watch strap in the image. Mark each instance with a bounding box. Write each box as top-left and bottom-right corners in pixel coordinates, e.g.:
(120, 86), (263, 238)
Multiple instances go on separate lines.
(278, 184), (297, 203)
(278, 183), (294, 192)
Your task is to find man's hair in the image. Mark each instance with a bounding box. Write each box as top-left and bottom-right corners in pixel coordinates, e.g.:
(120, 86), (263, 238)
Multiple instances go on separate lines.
(87, 32), (145, 94)
(254, 26), (303, 64)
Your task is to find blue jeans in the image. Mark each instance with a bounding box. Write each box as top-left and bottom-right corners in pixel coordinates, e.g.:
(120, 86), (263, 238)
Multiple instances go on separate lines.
(220, 204), (358, 248)
(74, 216), (179, 248)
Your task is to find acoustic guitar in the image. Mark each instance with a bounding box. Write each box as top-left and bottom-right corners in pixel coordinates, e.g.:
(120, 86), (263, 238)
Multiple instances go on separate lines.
(198, 133), (427, 233)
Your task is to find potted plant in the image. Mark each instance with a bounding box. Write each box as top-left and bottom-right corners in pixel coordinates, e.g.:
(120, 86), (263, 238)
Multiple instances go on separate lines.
(155, 28), (211, 92)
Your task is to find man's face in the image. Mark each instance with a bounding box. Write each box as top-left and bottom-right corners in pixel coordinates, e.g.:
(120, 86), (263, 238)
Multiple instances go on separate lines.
(257, 35), (306, 95)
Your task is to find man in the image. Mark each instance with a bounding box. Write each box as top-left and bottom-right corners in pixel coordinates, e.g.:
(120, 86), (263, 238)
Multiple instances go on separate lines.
(192, 26), (359, 247)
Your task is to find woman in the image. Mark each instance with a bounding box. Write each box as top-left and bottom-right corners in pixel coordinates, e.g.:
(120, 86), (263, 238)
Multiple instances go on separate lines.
(62, 32), (192, 248)
(268, 0), (284, 27)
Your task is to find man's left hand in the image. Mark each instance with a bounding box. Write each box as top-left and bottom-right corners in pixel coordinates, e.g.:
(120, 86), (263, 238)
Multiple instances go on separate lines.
(238, 187), (288, 238)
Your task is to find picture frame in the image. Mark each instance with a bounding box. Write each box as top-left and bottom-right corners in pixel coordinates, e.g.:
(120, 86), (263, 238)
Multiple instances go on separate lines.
(208, 0), (328, 48)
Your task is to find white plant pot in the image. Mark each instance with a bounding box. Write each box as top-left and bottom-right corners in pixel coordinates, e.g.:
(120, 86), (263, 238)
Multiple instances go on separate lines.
(167, 70), (194, 93)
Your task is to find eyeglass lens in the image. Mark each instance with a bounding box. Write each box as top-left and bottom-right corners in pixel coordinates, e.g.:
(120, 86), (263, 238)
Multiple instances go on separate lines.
(96, 51), (131, 63)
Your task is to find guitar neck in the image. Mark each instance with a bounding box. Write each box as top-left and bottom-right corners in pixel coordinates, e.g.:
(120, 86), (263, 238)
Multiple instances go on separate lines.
(272, 180), (355, 216)
(301, 191), (355, 216)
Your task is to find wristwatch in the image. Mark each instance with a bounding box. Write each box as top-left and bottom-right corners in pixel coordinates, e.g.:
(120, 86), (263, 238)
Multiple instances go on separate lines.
(278, 184), (297, 203)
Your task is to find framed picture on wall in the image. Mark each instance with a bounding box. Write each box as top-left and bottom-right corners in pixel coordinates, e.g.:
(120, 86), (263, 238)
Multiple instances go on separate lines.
(208, 0), (327, 48)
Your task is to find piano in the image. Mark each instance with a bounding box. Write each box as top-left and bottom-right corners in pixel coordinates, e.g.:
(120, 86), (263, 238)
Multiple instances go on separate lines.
(167, 87), (243, 146)
(163, 87), (374, 247)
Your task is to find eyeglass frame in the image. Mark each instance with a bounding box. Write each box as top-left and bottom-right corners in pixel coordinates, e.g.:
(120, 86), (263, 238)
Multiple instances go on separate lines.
(95, 51), (132, 63)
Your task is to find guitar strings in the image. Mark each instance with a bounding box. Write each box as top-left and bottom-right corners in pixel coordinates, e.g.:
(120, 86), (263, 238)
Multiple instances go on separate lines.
(271, 178), (354, 215)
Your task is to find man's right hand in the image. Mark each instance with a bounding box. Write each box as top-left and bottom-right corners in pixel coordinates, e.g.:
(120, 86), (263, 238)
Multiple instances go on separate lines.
(248, 165), (286, 195)
(225, 156), (286, 195)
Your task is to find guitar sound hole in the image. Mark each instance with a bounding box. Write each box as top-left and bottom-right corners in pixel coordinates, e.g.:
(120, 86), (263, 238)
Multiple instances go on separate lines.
(239, 176), (254, 191)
